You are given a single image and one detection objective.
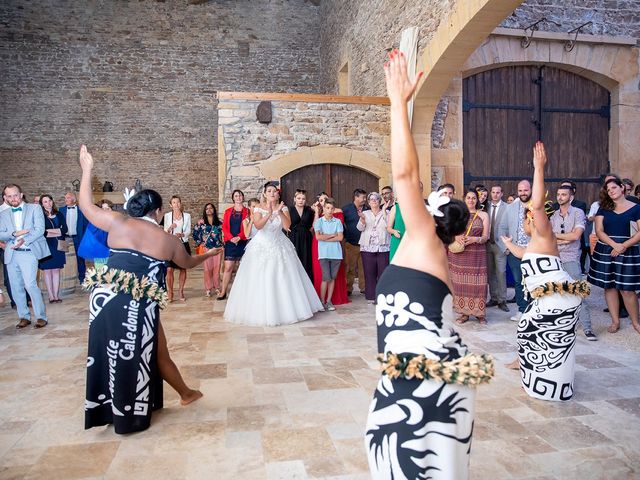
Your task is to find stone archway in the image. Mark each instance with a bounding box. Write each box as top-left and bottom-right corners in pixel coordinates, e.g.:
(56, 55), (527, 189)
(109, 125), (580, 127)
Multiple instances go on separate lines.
(409, 0), (524, 190)
(260, 145), (390, 191)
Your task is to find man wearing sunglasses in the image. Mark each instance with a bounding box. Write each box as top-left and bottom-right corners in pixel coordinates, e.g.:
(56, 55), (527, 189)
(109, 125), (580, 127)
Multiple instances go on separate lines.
(551, 185), (596, 341)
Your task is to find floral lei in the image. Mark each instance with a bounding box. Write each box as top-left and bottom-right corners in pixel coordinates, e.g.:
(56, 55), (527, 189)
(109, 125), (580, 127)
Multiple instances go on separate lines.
(82, 266), (169, 309)
(529, 279), (590, 300)
(378, 352), (495, 386)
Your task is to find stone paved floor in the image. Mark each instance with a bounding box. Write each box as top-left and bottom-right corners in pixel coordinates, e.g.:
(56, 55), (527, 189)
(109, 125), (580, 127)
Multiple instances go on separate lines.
(0, 268), (638, 479)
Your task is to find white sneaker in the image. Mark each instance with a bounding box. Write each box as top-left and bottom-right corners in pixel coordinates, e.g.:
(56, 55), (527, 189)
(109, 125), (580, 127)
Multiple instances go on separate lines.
(326, 301), (336, 311)
(319, 303), (326, 312)
(510, 312), (522, 322)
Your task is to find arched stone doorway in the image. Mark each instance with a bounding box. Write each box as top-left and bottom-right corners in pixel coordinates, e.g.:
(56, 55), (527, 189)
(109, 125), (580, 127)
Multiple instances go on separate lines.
(463, 65), (610, 201)
(281, 164), (379, 208)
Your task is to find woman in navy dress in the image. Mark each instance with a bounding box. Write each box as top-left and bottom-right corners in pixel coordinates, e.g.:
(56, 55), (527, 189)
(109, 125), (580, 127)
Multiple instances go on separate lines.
(365, 51), (493, 480)
(588, 178), (640, 334)
(39, 194), (68, 303)
(218, 189), (249, 300)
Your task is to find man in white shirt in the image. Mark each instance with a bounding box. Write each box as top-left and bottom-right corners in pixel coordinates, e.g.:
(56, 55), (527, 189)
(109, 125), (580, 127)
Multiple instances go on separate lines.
(0, 184), (50, 328)
(60, 191), (89, 282)
(485, 185), (509, 312)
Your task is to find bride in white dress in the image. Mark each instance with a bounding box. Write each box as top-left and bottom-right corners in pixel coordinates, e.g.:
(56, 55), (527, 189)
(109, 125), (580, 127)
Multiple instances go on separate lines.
(224, 182), (324, 326)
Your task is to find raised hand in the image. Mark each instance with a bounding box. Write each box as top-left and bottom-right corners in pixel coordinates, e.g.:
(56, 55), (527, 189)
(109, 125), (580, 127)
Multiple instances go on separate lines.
(533, 141), (547, 170)
(383, 49), (424, 105)
(79, 145), (94, 171)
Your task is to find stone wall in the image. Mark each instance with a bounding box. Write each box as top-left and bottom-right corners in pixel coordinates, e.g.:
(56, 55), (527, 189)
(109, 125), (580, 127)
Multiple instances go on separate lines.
(218, 95), (389, 202)
(0, 0), (321, 211)
(318, 1), (640, 151)
(503, 0), (640, 39)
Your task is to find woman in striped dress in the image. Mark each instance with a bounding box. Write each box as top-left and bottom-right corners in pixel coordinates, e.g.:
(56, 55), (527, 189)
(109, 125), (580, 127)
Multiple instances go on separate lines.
(587, 178), (640, 334)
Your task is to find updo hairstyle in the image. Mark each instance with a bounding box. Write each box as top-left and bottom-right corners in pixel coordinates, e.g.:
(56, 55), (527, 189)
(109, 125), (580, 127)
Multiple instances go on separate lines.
(434, 198), (469, 245)
(127, 189), (163, 218)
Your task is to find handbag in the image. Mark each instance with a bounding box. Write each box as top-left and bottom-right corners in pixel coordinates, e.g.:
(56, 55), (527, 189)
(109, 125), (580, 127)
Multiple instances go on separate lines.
(448, 211), (478, 254)
(195, 227), (212, 255)
(57, 239), (69, 252)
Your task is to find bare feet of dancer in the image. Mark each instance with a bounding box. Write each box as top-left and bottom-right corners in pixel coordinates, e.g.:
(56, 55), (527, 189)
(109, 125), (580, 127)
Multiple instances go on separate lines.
(607, 322), (620, 333)
(505, 358), (519, 370)
(180, 389), (203, 406)
(157, 322), (203, 405)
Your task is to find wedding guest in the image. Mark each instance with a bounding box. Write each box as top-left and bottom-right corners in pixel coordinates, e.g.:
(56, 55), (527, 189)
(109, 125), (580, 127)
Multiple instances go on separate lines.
(475, 184), (489, 211)
(312, 193), (349, 305)
(79, 200), (112, 272)
(551, 185), (596, 340)
(243, 198), (260, 239)
(588, 177), (640, 334)
(193, 202), (224, 297)
(387, 182), (425, 262)
(342, 188), (367, 295)
(437, 183), (455, 199)
(448, 189), (489, 324)
(485, 184), (509, 312)
(60, 191), (89, 282)
(357, 192), (390, 303)
(218, 190), (249, 300)
(288, 189), (314, 280)
(314, 197), (343, 311)
(381, 185), (395, 211)
(622, 178), (634, 198)
(163, 196), (192, 302)
(38, 194), (68, 303)
(0, 183), (50, 328)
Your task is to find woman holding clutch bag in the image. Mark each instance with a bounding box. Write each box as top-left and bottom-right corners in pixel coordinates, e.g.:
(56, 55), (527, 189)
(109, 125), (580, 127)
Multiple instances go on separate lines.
(38, 194), (68, 303)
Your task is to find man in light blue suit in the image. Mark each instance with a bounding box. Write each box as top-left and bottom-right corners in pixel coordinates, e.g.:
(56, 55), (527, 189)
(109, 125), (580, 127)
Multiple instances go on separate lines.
(0, 184), (51, 328)
(496, 179), (532, 323)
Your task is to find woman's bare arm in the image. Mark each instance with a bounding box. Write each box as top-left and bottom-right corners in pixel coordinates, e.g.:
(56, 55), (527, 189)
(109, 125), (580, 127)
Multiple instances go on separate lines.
(78, 145), (122, 232)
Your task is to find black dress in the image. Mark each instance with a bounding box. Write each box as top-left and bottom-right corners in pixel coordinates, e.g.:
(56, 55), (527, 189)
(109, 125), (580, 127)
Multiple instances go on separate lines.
(85, 248), (166, 434)
(288, 205), (314, 281)
(365, 265), (477, 480)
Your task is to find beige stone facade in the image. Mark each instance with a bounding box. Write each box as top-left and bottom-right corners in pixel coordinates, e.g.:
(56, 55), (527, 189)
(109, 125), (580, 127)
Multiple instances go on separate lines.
(216, 93), (390, 206)
(432, 30), (640, 193)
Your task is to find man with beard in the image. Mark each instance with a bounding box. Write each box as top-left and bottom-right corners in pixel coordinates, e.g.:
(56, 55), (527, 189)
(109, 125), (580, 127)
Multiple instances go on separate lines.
(0, 184), (50, 328)
(497, 179), (532, 322)
(551, 185), (596, 340)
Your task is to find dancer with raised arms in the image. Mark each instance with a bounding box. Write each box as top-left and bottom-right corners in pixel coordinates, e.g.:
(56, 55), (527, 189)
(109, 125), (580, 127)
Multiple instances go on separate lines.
(365, 51), (494, 480)
(501, 143), (589, 401)
(78, 146), (221, 434)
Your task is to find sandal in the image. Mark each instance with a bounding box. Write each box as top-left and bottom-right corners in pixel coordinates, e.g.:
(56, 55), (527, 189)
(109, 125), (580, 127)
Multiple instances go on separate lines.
(216, 294), (227, 301)
(478, 317), (487, 325)
(455, 315), (469, 325)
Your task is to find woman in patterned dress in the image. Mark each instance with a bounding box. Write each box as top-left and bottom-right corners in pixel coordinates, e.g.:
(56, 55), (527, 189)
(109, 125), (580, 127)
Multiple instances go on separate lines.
(447, 189), (489, 324)
(501, 142), (589, 401)
(77, 146), (222, 434)
(193, 202), (225, 297)
(365, 51), (493, 480)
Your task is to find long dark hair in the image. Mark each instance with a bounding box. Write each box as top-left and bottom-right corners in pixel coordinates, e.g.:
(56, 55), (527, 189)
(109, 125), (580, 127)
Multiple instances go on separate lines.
(39, 194), (58, 215)
(202, 202), (221, 226)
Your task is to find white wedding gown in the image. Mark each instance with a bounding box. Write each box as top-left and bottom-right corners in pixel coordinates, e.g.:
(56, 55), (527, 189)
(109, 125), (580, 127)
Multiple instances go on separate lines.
(224, 207), (323, 326)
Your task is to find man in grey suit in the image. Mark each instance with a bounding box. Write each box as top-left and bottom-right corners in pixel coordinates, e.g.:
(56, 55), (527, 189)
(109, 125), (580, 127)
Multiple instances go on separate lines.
(496, 179), (532, 322)
(485, 184), (509, 312)
(0, 184), (50, 328)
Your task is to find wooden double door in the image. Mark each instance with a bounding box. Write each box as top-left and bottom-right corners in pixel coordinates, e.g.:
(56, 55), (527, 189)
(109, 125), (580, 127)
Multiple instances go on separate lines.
(463, 65), (610, 203)
(280, 164), (379, 208)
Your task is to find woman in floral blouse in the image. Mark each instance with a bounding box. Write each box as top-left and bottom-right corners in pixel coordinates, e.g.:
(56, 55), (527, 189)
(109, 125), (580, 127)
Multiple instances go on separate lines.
(193, 203), (225, 297)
